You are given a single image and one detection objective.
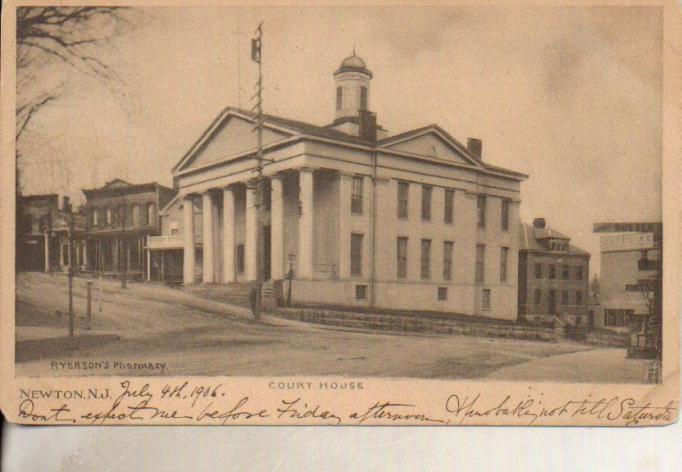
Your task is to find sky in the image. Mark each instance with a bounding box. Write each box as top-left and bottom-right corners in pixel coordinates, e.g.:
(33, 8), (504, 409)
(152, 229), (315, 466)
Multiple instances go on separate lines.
(18, 6), (663, 274)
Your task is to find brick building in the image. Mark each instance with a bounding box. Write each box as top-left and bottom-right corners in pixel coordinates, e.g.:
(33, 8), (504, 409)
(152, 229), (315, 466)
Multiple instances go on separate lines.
(82, 179), (176, 280)
(518, 218), (590, 325)
(17, 194), (85, 273)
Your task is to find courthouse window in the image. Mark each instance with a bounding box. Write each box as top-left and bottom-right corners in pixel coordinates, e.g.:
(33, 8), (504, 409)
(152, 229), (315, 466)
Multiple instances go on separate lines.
(477, 195), (487, 228)
(475, 244), (485, 283)
(534, 289), (542, 306)
(92, 209), (99, 226)
(351, 176), (363, 214)
(444, 189), (454, 224)
(421, 185), (432, 221)
(397, 237), (408, 279)
(562, 265), (569, 280)
(105, 207), (112, 226)
(500, 247), (509, 283)
(336, 87), (342, 110)
(420, 239), (431, 280)
(534, 263), (542, 279)
(360, 86), (368, 110)
(132, 204), (140, 226)
(482, 289), (491, 310)
(443, 241), (454, 280)
(575, 291), (583, 306)
(350, 233), (363, 276)
(397, 182), (409, 219)
(501, 200), (510, 231)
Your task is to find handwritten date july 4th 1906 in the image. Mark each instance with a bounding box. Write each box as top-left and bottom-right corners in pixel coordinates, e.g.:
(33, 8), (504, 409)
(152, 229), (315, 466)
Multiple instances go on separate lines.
(16, 380), (677, 426)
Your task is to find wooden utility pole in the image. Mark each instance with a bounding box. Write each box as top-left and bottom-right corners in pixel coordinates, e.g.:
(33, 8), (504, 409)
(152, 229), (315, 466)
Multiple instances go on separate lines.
(66, 200), (75, 337)
(251, 22), (264, 320)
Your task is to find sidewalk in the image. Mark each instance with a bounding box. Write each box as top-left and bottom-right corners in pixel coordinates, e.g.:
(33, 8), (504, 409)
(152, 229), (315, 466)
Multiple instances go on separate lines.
(486, 348), (650, 383)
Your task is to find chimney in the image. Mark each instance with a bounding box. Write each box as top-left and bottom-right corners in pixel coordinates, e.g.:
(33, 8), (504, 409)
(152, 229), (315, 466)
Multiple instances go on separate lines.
(533, 218), (546, 229)
(359, 109), (377, 143)
(467, 138), (482, 161)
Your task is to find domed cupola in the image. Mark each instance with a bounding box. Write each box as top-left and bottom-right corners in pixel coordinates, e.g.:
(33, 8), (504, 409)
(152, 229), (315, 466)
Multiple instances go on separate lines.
(333, 50), (372, 121)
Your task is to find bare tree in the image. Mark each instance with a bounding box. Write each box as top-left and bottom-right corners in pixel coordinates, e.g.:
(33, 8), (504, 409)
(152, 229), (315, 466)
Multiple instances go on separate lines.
(15, 7), (132, 144)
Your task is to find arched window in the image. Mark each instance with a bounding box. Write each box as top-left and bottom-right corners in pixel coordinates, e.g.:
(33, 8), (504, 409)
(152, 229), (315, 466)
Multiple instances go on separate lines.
(146, 202), (156, 226)
(105, 207), (112, 226)
(131, 204), (140, 226)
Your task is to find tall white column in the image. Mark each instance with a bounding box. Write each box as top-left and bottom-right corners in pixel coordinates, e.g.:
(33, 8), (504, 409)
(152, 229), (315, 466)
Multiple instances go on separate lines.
(270, 175), (284, 280)
(182, 195), (196, 285)
(337, 174), (352, 278)
(202, 191), (214, 283)
(43, 230), (50, 272)
(298, 168), (314, 278)
(245, 183), (258, 281)
(222, 187), (236, 283)
(83, 240), (88, 270)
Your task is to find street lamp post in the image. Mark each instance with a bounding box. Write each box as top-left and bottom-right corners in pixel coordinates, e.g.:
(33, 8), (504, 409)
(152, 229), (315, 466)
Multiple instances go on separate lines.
(286, 252), (295, 307)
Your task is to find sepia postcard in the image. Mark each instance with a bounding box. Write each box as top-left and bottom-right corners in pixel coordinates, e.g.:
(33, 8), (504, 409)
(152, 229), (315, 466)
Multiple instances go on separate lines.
(0, 0), (680, 426)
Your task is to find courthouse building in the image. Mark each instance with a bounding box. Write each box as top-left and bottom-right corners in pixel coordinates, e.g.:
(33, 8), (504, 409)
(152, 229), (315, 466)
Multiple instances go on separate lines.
(153, 54), (527, 319)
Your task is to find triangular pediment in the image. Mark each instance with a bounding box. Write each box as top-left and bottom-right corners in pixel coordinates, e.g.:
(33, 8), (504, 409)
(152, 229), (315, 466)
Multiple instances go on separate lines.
(381, 127), (481, 167)
(104, 178), (132, 188)
(176, 111), (294, 172)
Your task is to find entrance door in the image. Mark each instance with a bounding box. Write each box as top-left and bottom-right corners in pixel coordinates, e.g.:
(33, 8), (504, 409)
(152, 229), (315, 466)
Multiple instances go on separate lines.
(263, 225), (271, 281)
(548, 290), (557, 315)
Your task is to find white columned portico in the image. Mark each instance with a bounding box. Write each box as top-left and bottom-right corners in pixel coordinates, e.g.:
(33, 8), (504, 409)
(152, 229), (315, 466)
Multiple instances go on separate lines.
(298, 168), (314, 278)
(270, 175), (284, 280)
(245, 183), (258, 281)
(182, 195), (196, 285)
(43, 230), (50, 272)
(202, 191), (215, 283)
(222, 186), (236, 283)
(337, 173), (352, 278)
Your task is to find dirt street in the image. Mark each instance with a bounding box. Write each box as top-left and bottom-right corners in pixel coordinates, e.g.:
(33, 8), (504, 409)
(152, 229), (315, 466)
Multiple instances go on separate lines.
(14, 273), (646, 383)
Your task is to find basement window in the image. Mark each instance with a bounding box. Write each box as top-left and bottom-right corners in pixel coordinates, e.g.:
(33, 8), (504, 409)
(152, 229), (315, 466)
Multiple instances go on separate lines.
(355, 284), (367, 300)
(437, 287), (448, 301)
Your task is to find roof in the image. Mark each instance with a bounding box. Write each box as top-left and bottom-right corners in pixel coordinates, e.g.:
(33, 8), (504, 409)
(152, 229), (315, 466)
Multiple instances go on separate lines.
(520, 223), (590, 256)
(379, 124), (529, 179)
(335, 53), (372, 78)
(82, 180), (174, 200)
(533, 227), (570, 240)
(172, 107), (527, 180)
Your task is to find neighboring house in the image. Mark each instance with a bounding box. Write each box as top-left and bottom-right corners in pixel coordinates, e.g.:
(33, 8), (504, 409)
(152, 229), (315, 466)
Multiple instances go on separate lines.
(146, 193), (199, 285)
(17, 194), (85, 273)
(82, 179), (176, 280)
(596, 232), (661, 343)
(163, 52), (527, 319)
(518, 218), (590, 326)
